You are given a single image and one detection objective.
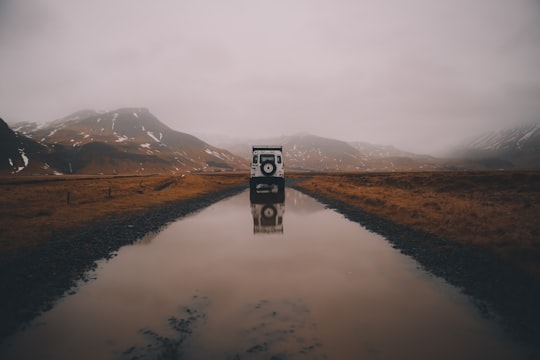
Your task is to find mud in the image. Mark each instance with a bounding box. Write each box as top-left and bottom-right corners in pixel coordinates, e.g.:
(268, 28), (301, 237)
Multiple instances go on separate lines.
(289, 182), (540, 356)
(120, 294), (326, 360)
(0, 184), (247, 342)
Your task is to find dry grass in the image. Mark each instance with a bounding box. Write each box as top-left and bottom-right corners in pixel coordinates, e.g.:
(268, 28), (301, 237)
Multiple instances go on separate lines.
(290, 171), (540, 275)
(0, 173), (248, 253)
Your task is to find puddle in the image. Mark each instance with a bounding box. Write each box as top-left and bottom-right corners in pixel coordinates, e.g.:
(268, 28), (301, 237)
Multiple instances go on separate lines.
(0, 189), (529, 359)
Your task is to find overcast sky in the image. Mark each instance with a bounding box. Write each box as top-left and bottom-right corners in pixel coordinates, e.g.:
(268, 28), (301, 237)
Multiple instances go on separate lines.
(1, 0), (539, 154)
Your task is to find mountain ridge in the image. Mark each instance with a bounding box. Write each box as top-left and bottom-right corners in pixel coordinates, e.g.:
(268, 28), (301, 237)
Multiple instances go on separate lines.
(450, 122), (540, 169)
(3, 108), (248, 175)
(208, 133), (442, 172)
(3, 110), (539, 174)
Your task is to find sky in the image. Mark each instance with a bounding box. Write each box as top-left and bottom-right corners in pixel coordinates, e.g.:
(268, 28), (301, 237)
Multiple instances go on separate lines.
(1, 0), (540, 154)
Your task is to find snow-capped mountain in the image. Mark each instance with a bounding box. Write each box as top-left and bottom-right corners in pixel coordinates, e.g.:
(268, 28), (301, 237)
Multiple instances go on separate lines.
(6, 110), (538, 175)
(213, 133), (440, 171)
(452, 122), (540, 169)
(6, 108), (248, 175)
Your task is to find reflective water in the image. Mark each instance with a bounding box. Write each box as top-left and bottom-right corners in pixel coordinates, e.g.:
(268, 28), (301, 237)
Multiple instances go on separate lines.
(0, 189), (529, 359)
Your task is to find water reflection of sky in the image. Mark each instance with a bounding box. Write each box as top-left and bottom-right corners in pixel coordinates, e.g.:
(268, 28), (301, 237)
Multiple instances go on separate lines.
(0, 190), (529, 360)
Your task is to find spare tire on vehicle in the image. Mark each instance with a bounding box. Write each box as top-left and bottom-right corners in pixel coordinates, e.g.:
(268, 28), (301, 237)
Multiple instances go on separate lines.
(261, 204), (277, 219)
(261, 161), (276, 176)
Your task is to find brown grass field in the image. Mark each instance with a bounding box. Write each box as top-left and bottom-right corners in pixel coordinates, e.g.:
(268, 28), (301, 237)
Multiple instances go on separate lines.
(0, 173), (248, 253)
(290, 171), (540, 276)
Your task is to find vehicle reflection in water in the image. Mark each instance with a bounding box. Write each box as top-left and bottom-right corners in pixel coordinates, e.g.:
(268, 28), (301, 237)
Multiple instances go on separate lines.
(250, 190), (285, 235)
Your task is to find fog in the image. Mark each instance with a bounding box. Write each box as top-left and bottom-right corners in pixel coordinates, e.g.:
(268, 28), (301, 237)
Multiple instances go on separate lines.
(1, 0), (539, 154)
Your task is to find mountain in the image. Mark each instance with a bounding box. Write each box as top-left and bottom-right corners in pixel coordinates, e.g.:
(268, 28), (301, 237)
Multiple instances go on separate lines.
(347, 141), (440, 171)
(6, 109), (537, 175)
(213, 133), (441, 171)
(282, 134), (440, 171)
(451, 123), (540, 169)
(6, 108), (248, 175)
(0, 118), (52, 174)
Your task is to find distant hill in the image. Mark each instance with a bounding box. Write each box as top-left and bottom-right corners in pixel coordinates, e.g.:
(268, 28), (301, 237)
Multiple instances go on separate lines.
(212, 125), (540, 171)
(450, 122), (540, 169)
(4, 108), (248, 175)
(215, 133), (441, 171)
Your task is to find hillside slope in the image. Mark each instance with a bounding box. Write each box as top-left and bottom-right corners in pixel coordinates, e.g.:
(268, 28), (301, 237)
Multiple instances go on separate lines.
(8, 108), (248, 175)
(0, 118), (52, 174)
(452, 123), (540, 169)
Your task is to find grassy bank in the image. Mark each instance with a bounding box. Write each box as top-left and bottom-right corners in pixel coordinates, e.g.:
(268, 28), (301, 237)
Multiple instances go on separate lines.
(289, 171), (540, 276)
(0, 173), (248, 253)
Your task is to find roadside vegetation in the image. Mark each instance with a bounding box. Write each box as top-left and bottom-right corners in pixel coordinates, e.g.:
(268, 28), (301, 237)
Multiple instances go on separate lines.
(290, 171), (540, 276)
(0, 173), (248, 253)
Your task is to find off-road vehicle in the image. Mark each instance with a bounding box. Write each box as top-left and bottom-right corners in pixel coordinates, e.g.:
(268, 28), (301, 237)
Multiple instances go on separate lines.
(250, 145), (285, 191)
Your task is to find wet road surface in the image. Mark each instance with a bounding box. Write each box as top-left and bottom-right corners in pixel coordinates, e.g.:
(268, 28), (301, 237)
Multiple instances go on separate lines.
(0, 189), (530, 359)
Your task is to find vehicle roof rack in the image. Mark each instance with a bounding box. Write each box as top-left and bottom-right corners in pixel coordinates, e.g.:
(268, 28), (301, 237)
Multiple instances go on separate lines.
(252, 146), (283, 151)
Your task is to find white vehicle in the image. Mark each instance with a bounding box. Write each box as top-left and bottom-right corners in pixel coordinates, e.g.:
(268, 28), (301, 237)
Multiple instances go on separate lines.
(250, 145), (285, 191)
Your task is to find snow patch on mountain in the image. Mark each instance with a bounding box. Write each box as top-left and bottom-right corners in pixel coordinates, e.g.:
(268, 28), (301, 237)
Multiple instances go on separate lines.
(147, 131), (161, 142)
(115, 134), (129, 143)
(204, 148), (227, 160)
(19, 149), (29, 167)
(111, 113), (118, 131)
(517, 125), (539, 150)
(41, 129), (58, 142)
(10, 148), (29, 173)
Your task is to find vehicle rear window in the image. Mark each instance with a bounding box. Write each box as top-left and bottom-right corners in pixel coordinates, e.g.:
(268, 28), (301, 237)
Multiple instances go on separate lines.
(260, 154), (275, 162)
